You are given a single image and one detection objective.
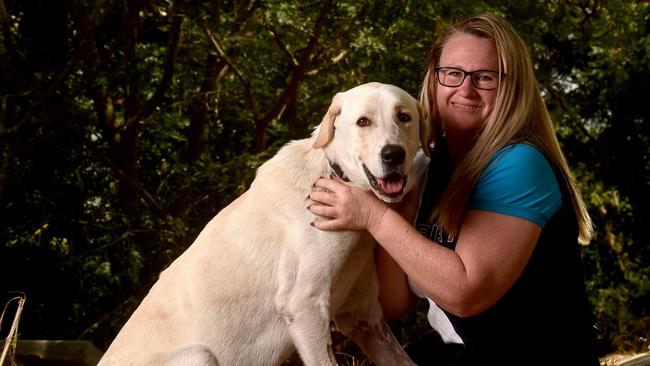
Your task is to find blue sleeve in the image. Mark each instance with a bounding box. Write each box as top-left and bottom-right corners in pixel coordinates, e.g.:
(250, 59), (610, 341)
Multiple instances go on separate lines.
(469, 144), (561, 228)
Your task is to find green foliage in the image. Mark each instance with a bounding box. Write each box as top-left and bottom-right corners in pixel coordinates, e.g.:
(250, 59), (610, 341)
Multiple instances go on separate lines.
(0, 0), (647, 358)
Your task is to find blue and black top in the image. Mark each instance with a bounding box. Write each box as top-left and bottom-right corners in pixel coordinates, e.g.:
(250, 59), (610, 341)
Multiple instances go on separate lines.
(412, 143), (599, 365)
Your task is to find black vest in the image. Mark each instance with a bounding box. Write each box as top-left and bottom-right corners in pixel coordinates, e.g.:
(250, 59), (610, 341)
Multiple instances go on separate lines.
(415, 148), (599, 365)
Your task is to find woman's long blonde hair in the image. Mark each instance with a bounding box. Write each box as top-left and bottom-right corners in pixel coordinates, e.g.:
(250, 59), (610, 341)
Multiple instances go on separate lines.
(420, 13), (593, 244)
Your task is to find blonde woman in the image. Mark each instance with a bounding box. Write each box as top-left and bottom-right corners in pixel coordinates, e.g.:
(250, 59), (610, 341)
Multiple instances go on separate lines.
(309, 13), (599, 365)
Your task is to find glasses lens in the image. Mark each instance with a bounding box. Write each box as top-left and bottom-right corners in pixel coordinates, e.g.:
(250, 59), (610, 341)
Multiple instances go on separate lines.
(471, 71), (499, 90)
(437, 68), (465, 87)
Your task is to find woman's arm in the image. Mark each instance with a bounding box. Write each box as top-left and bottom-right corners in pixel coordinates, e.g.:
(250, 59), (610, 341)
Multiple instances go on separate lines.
(370, 207), (540, 317)
(309, 178), (541, 317)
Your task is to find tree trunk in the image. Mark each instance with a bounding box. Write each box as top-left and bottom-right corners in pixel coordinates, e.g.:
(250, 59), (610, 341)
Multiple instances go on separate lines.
(186, 54), (226, 163)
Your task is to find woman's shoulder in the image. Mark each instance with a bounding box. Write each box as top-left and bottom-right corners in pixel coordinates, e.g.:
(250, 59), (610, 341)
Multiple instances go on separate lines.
(485, 143), (554, 180)
(492, 143), (547, 166)
(472, 143), (561, 227)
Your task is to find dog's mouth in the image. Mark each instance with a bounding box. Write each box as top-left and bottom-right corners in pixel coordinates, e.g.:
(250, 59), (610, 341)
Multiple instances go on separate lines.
(363, 164), (407, 200)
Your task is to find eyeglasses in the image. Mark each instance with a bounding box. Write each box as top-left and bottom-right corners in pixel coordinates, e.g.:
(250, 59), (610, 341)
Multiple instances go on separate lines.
(434, 67), (504, 90)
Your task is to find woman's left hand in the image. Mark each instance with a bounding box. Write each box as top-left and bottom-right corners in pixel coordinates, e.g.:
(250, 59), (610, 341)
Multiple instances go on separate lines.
(308, 176), (388, 231)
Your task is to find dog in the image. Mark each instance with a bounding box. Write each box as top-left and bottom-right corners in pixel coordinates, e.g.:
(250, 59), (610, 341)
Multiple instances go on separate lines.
(98, 82), (429, 366)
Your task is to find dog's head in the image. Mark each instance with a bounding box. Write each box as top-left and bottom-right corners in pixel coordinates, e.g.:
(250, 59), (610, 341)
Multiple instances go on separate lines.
(312, 82), (430, 203)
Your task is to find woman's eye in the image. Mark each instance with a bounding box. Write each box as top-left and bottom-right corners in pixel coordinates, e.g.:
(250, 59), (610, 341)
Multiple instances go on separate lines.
(398, 113), (411, 122)
(357, 117), (370, 126)
(478, 74), (494, 82)
(448, 71), (463, 78)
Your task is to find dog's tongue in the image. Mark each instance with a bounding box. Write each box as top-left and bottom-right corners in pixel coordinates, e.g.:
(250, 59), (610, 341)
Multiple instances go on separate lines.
(378, 173), (404, 194)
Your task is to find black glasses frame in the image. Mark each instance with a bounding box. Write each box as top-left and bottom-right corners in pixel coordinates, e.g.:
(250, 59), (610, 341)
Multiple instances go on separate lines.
(434, 67), (505, 90)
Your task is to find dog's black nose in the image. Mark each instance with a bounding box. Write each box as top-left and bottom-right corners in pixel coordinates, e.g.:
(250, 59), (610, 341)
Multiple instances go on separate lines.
(381, 145), (406, 166)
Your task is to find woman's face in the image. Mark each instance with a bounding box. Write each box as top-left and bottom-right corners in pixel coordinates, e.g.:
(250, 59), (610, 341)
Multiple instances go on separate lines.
(436, 33), (499, 137)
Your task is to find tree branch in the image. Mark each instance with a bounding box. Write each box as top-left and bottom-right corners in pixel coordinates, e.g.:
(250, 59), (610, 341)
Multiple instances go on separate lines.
(196, 14), (261, 121)
(0, 137), (15, 200)
(546, 84), (596, 143)
(0, 0), (13, 55)
(257, 0), (335, 127)
(127, 14), (183, 126)
(265, 22), (299, 67)
(306, 2), (369, 76)
(89, 141), (165, 215)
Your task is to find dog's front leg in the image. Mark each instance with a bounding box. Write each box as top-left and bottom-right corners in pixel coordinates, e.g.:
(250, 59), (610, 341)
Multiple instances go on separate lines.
(340, 317), (416, 366)
(275, 246), (342, 366)
(334, 257), (416, 366)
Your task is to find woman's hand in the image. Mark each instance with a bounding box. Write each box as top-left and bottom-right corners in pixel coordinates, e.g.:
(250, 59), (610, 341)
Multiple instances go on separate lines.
(308, 176), (388, 231)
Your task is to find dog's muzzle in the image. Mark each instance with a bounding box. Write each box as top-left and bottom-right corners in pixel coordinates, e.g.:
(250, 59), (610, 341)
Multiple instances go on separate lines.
(363, 145), (408, 200)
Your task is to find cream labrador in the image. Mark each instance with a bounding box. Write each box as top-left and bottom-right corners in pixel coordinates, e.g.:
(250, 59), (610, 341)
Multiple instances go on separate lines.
(98, 82), (429, 366)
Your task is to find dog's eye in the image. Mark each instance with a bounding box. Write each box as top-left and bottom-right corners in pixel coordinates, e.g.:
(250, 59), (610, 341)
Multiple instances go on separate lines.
(398, 112), (411, 122)
(357, 117), (371, 127)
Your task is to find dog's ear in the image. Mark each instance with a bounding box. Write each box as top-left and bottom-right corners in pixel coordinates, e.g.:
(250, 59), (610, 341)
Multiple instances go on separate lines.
(313, 92), (343, 149)
(417, 103), (431, 157)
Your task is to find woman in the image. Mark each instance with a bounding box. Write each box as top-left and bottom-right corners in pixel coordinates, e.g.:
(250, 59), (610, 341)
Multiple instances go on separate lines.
(309, 13), (599, 365)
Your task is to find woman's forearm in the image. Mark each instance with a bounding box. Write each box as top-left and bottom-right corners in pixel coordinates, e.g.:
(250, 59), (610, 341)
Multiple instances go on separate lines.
(368, 207), (472, 316)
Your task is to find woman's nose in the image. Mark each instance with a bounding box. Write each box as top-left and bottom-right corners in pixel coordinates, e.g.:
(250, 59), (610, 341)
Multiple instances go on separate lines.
(457, 76), (478, 96)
